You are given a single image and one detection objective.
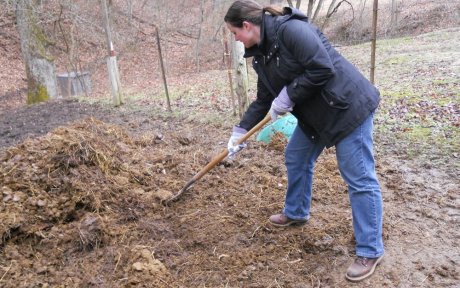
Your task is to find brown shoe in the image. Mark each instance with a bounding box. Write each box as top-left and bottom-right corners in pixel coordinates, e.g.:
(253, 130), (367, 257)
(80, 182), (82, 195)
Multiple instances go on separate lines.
(268, 213), (307, 227)
(345, 254), (384, 282)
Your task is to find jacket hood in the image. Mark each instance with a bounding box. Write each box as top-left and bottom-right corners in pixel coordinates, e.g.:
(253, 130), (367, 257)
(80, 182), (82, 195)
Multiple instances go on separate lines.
(278, 7), (309, 23)
(244, 7), (308, 57)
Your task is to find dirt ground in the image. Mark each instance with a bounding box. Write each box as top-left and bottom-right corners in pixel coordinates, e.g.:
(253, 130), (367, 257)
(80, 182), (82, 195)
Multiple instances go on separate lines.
(0, 96), (458, 287)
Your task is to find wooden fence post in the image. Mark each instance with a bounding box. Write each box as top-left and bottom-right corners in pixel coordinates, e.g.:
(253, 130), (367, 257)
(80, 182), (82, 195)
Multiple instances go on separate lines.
(154, 26), (171, 112)
(370, 0), (378, 84)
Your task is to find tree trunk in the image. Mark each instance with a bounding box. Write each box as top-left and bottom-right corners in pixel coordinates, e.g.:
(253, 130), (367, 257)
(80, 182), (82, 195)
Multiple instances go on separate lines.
(307, 0), (315, 18)
(195, 0), (204, 72)
(231, 39), (249, 118)
(127, 0), (133, 22)
(312, 0), (324, 22)
(16, 0), (57, 104)
(100, 0), (123, 106)
(222, 27), (236, 116)
(320, 0), (338, 30)
(390, 0), (399, 35)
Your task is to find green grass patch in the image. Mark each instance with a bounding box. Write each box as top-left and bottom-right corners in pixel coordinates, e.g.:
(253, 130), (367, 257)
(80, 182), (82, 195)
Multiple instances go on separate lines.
(383, 55), (410, 65)
(381, 88), (415, 101)
(377, 37), (414, 51)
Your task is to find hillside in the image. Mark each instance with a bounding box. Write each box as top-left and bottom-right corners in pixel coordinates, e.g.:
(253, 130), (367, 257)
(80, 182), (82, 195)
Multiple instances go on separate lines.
(1, 0), (459, 112)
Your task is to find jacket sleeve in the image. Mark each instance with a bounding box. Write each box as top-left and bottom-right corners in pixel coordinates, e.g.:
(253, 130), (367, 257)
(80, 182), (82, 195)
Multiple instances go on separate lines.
(280, 20), (335, 103)
(238, 78), (273, 130)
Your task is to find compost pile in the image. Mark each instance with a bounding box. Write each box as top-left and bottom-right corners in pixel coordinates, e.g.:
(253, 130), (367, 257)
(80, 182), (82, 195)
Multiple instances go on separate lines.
(0, 117), (357, 286)
(0, 118), (183, 286)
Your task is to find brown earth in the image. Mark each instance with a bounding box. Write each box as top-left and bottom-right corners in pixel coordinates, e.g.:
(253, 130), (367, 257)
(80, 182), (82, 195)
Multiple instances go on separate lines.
(0, 98), (458, 287)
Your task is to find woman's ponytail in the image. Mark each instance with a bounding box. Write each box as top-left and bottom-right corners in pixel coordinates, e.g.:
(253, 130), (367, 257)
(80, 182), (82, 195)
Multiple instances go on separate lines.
(225, 0), (285, 28)
(262, 6), (284, 16)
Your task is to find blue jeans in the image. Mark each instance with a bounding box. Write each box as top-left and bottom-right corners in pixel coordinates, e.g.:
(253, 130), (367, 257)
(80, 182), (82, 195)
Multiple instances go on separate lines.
(283, 113), (384, 258)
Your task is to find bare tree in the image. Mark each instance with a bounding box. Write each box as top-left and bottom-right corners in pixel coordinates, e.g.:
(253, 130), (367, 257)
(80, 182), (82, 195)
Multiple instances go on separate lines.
(307, 0), (315, 18)
(195, 0), (205, 72)
(100, 0), (123, 106)
(231, 39), (249, 118)
(321, 0), (354, 30)
(312, 0), (324, 22)
(390, 0), (400, 35)
(326, 0), (338, 17)
(286, 0), (324, 24)
(16, 0), (57, 104)
(126, 0), (133, 22)
(286, 0), (301, 9)
(222, 27), (237, 116)
(359, 0), (368, 24)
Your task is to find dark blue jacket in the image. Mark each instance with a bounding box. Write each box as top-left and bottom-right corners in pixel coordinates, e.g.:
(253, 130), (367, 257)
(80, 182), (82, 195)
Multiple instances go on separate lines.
(238, 8), (380, 147)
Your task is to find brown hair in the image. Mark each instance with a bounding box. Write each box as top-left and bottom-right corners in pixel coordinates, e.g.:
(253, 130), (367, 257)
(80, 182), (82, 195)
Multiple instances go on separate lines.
(224, 0), (284, 28)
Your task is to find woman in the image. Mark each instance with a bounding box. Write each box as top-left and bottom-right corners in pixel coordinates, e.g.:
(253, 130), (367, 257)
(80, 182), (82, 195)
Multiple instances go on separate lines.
(225, 0), (384, 282)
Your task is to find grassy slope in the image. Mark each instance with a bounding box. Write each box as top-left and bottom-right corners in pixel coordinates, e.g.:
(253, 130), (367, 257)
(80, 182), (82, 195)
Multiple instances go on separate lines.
(84, 27), (460, 172)
(338, 27), (459, 170)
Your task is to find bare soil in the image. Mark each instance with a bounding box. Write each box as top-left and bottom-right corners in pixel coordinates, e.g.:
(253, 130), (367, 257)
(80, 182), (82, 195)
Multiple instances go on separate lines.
(0, 97), (458, 287)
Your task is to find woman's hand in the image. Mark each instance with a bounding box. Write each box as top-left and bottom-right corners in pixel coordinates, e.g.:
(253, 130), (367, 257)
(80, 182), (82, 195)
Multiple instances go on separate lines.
(269, 86), (294, 122)
(227, 126), (248, 158)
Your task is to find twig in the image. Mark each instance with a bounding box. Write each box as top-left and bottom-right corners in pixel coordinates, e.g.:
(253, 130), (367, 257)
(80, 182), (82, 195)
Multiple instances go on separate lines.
(157, 276), (169, 285)
(179, 209), (201, 218)
(287, 258), (302, 264)
(113, 251), (122, 273)
(3, 163), (19, 176)
(0, 263), (12, 282)
(251, 226), (261, 238)
(173, 240), (183, 251)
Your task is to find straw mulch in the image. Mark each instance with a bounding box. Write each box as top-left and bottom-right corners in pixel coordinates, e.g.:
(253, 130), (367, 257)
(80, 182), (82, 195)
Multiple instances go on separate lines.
(0, 118), (178, 286)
